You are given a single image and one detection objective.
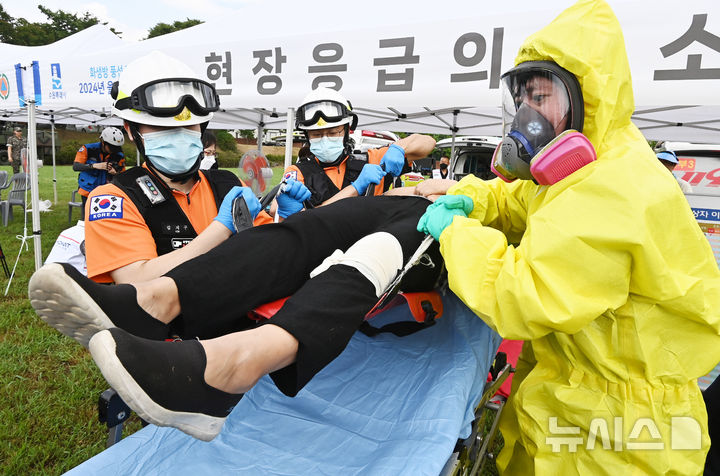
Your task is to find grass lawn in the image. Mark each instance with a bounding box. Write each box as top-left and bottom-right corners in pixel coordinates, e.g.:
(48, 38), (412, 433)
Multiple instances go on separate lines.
(0, 163), (284, 474)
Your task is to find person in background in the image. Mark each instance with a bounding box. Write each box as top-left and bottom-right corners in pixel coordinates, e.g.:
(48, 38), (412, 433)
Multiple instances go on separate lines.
(284, 87), (435, 208)
(44, 220), (87, 276)
(73, 127), (126, 219)
(657, 150), (693, 193)
(432, 156), (450, 179)
(6, 126), (26, 175)
(200, 131), (219, 170)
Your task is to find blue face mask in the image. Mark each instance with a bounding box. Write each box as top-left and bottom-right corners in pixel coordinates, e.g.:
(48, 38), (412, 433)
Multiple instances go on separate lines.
(141, 128), (203, 175)
(309, 136), (344, 164)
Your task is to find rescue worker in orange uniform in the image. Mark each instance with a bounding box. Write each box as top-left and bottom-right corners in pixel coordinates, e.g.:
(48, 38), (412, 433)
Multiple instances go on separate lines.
(283, 87), (435, 207)
(73, 127), (126, 220)
(83, 51), (307, 293)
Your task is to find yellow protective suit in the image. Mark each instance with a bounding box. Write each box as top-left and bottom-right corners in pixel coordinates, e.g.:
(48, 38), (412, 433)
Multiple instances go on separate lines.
(440, 1), (720, 475)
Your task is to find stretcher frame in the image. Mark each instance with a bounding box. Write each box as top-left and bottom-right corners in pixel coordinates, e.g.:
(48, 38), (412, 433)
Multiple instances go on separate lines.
(97, 348), (515, 476)
(443, 351), (513, 476)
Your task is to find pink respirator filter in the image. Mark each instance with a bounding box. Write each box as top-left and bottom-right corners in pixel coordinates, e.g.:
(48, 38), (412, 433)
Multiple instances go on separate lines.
(530, 130), (596, 185)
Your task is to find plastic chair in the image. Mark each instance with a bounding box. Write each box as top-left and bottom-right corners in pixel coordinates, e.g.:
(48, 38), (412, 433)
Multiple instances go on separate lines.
(68, 190), (83, 223)
(1, 173), (30, 226)
(0, 171), (10, 200)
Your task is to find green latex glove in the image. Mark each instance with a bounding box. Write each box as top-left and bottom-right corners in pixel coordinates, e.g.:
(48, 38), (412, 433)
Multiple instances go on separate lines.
(417, 194), (474, 240)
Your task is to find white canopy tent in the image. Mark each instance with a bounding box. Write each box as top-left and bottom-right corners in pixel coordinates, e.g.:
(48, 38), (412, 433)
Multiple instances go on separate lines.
(0, 0), (719, 274)
(1, 0), (719, 138)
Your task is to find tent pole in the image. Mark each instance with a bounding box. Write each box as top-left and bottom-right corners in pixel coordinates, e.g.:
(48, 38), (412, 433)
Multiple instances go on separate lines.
(284, 108), (294, 170)
(257, 114), (264, 155)
(50, 115), (57, 204)
(449, 110), (458, 180)
(27, 100), (43, 270)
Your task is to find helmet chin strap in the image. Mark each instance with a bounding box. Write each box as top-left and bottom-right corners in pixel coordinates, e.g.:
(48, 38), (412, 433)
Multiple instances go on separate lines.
(127, 121), (205, 184)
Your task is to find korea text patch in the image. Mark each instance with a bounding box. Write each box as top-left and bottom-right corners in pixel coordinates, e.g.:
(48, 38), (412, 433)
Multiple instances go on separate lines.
(88, 195), (124, 221)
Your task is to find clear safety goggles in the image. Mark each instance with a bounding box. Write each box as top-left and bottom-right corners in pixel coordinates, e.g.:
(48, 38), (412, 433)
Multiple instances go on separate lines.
(296, 100), (351, 127)
(112, 78), (220, 117)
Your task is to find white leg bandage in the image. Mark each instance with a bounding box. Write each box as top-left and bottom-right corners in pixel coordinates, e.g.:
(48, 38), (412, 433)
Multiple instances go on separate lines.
(310, 232), (403, 297)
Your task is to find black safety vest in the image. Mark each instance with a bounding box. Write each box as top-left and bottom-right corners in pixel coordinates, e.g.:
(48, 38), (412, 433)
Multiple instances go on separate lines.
(112, 167), (239, 256)
(295, 153), (394, 207)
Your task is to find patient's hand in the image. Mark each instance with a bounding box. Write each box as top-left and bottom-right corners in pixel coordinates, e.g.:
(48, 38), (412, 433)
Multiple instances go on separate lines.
(415, 179), (457, 199)
(382, 186), (443, 202)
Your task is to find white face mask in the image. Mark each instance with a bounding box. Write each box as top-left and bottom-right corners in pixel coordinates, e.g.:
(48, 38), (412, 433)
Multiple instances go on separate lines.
(199, 154), (217, 170)
(309, 136), (344, 163)
(141, 128), (203, 175)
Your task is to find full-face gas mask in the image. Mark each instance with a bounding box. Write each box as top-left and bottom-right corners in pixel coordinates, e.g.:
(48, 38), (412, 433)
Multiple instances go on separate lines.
(491, 61), (593, 184)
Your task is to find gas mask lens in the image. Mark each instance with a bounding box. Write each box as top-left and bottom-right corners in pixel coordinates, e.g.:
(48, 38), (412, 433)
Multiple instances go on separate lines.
(492, 67), (575, 182)
(501, 71), (571, 141)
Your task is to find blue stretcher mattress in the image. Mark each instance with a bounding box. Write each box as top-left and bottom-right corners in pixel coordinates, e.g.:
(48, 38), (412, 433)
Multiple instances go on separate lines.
(67, 290), (501, 476)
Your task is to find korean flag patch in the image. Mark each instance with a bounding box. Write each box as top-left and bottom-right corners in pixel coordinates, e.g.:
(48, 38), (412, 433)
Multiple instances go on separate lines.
(88, 195), (124, 221)
(283, 170), (298, 181)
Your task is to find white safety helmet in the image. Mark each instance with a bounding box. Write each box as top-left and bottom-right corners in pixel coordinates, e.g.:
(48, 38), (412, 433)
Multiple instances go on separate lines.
(111, 51), (219, 127)
(100, 127), (125, 147)
(296, 87), (358, 131)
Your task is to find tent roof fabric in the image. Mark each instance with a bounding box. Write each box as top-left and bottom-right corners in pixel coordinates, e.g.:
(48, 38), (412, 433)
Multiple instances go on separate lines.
(0, 1), (718, 142)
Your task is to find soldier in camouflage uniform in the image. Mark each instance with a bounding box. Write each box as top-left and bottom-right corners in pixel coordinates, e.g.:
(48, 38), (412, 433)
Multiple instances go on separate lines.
(6, 126), (26, 174)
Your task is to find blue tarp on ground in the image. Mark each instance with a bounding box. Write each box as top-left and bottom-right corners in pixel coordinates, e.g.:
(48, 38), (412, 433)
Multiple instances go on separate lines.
(67, 290), (501, 476)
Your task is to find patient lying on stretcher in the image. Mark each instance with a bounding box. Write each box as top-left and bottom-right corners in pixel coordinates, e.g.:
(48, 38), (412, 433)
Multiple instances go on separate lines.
(29, 182), (459, 441)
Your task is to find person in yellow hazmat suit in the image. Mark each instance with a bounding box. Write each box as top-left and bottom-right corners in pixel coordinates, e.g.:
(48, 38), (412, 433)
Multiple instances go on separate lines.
(417, 0), (720, 474)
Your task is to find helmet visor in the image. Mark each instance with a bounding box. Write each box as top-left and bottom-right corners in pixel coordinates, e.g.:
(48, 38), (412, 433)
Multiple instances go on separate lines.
(501, 70), (571, 138)
(116, 78), (219, 118)
(296, 100), (350, 127)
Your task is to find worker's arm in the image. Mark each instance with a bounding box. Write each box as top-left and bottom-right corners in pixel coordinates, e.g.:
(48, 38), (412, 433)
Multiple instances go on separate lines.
(395, 134), (436, 161)
(109, 221), (231, 284)
(72, 145), (107, 172)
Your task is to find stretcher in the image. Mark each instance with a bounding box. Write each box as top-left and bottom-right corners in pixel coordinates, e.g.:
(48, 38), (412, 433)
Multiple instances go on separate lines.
(68, 289), (503, 475)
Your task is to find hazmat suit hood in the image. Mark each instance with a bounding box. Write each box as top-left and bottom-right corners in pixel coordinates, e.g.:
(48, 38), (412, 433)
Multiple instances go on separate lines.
(514, 0), (638, 157)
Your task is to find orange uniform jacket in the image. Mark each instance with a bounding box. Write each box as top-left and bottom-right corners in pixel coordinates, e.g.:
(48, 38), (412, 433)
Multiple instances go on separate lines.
(85, 165), (271, 282)
(283, 148), (387, 203)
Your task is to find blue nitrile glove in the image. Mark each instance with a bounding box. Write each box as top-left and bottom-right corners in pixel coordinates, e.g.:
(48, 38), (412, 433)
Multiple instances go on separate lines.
(351, 163), (386, 195)
(380, 143), (406, 177)
(277, 179), (312, 218)
(417, 194), (474, 241)
(214, 186), (261, 233)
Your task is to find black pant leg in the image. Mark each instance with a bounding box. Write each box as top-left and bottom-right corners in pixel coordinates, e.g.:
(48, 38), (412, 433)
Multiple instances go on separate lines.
(705, 376), (720, 476)
(164, 196), (431, 338)
(267, 197), (435, 396)
(268, 265), (377, 396)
